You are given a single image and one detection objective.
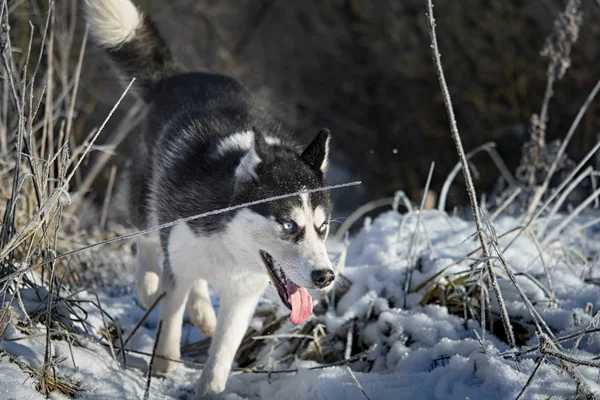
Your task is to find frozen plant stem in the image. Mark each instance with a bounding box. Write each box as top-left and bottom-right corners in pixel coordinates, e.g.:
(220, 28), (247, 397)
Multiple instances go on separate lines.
(425, 0), (515, 347)
(403, 161), (435, 308)
(144, 320), (163, 400)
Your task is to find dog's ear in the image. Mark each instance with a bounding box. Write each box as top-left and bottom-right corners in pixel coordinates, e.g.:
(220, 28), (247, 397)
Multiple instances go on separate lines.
(235, 127), (268, 186)
(301, 128), (330, 177)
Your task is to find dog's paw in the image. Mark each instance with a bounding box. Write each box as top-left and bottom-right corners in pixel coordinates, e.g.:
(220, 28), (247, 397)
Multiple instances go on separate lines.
(151, 355), (179, 376)
(194, 382), (228, 400)
(136, 271), (160, 309)
(188, 298), (217, 336)
(192, 392), (229, 400)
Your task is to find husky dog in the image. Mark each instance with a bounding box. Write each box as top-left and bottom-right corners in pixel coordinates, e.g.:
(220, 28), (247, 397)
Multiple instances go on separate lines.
(84, 0), (335, 397)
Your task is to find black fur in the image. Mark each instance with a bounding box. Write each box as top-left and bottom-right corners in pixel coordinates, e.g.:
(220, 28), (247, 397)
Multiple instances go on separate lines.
(100, 13), (333, 235)
(103, 14), (181, 100)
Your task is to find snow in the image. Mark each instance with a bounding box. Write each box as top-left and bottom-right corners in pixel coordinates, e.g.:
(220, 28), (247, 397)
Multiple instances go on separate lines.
(1, 209), (600, 399)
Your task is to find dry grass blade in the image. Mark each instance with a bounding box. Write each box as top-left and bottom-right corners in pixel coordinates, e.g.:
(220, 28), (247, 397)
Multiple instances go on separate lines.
(231, 346), (374, 375)
(542, 166), (594, 234)
(144, 320), (163, 400)
(119, 292), (165, 355)
(538, 334), (597, 399)
(100, 165), (117, 229)
(346, 366), (372, 400)
(528, 77), (600, 216)
(487, 228), (555, 342)
(543, 185), (600, 247)
(515, 356), (545, 400)
(76, 100), (146, 197)
(2, 351), (82, 398)
(525, 229), (556, 305)
(438, 143), (515, 212)
(490, 187), (522, 222)
(63, 78), (136, 187)
(335, 196), (396, 240)
(403, 161), (435, 308)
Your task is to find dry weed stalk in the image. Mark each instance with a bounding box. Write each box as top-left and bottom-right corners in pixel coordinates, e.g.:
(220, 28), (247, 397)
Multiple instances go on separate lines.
(425, 0), (515, 347)
(520, 0), (586, 215)
(403, 162), (435, 308)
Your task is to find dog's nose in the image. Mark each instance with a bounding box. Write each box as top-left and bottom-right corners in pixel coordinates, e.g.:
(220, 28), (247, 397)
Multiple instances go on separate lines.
(311, 269), (335, 288)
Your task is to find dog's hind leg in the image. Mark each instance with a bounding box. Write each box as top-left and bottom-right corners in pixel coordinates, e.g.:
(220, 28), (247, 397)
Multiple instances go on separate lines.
(186, 279), (217, 336)
(134, 234), (162, 308)
(152, 264), (191, 375)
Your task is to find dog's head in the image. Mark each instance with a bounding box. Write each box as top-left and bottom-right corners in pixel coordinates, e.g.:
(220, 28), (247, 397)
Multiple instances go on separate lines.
(230, 127), (333, 324)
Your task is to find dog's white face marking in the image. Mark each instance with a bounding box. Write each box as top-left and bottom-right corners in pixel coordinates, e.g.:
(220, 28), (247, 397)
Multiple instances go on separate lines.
(314, 206), (326, 228)
(228, 201), (331, 289)
(290, 206), (307, 228)
(300, 192), (309, 209)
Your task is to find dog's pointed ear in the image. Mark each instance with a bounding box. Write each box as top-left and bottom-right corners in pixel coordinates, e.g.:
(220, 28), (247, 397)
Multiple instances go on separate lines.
(301, 128), (331, 177)
(235, 127), (268, 185)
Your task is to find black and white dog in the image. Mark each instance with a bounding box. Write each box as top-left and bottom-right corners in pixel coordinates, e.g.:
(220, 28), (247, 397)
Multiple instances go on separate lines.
(84, 0), (335, 397)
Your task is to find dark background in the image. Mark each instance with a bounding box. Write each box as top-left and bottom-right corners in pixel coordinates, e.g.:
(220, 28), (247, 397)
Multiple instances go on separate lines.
(56, 0), (600, 216)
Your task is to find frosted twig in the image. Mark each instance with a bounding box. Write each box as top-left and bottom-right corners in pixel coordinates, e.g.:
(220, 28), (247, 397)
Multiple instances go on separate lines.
(540, 165), (593, 236)
(538, 333), (596, 398)
(144, 320), (163, 400)
(571, 215), (600, 235)
(100, 165), (117, 229)
(64, 25), (88, 143)
(489, 187), (522, 222)
(526, 230), (556, 305)
(347, 366), (372, 400)
(231, 346), (375, 375)
(393, 190), (414, 213)
(507, 327), (600, 358)
(345, 320), (355, 360)
(403, 162), (435, 308)
(487, 226), (556, 342)
(99, 342), (204, 367)
(252, 334), (314, 340)
(572, 311), (600, 354)
(425, 0), (515, 347)
(94, 291), (116, 362)
(438, 143), (491, 212)
(528, 77), (600, 216)
(543, 185), (600, 247)
(503, 140), (600, 252)
(76, 101), (146, 196)
(64, 78), (135, 186)
(83, 297), (127, 368)
(118, 292), (166, 356)
(335, 196), (396, 241)
(515, 356), (546, 400)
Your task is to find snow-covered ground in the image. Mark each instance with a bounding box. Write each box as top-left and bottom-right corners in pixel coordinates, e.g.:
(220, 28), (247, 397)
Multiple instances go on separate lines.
(1, 210), (600, 399)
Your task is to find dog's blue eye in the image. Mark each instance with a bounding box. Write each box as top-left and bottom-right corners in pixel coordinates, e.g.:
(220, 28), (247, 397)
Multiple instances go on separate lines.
(282, 221), (297, 232)
(318, 222), (328, 233)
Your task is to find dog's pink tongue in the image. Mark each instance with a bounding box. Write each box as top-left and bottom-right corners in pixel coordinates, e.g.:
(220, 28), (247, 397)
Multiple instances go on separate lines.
(288, 283), (313, 324)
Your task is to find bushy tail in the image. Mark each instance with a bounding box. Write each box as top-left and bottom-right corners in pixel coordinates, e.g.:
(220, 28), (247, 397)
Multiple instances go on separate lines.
(84, 0), (180, 100)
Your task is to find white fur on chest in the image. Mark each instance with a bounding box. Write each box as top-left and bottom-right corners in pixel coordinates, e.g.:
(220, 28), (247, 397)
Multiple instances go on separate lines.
(167, 222), (268, 294)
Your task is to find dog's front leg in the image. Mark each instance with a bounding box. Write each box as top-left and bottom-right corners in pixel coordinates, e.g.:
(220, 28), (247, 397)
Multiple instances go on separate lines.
(195, 288), (262, 398)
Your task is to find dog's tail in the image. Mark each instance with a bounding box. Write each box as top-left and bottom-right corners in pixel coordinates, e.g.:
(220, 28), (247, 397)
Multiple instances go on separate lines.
(84, 0), (180, 100)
